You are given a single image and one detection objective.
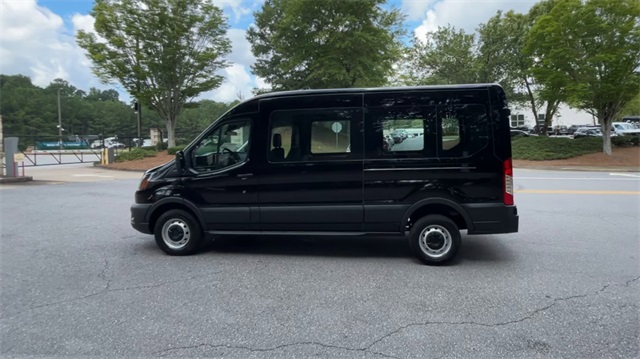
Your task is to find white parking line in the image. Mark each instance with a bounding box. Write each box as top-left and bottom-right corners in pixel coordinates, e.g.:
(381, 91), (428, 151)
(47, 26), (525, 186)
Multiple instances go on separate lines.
(71, 174), (115, 178)
(609, 173), (640, 178)
(516, 177), (639, 181)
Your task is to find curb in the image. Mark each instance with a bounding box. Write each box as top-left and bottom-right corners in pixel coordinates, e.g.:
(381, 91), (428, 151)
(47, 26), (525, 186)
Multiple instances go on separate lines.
(0, 176), (34, 184)
(93, 163), (146, 172)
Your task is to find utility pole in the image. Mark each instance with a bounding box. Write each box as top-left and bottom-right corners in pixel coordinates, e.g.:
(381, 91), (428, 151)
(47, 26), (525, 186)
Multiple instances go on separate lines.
(58, 88), (63, 152)
(135, 35), (142, 147)
(135, 101), (142, 146)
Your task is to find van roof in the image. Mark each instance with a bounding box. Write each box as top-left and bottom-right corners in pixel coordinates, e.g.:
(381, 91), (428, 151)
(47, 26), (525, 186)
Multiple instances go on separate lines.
(251, 83), (503, 101)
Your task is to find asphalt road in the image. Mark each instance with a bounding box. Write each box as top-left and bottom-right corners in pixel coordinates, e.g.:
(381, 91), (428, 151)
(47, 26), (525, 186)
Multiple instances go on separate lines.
(1, 169), (638, 358)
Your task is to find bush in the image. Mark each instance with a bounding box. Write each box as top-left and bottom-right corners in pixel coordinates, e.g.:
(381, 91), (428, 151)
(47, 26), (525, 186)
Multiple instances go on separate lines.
(175, 137), (190, 146)
(612, 134), (640, 147)
(156, 141), (168, 151)
(167, 145), (186, 155)
(512, 136), (602, 160)
(115, 148), (157, 162)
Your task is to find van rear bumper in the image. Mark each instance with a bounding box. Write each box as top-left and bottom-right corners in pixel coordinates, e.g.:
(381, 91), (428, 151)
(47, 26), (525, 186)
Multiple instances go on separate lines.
(131, 203), (152, 234)
(462, 204), (519, 234)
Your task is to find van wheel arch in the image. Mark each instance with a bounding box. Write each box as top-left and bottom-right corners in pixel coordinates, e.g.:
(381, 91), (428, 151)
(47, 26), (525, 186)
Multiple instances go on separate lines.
(148, 200), (205, 235)
(402, 199), (471, 232)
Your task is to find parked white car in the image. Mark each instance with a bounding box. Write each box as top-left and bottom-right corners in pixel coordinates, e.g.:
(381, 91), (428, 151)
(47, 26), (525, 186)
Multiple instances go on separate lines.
(106, 141), (125, 149)
(612, 122), (640, 135)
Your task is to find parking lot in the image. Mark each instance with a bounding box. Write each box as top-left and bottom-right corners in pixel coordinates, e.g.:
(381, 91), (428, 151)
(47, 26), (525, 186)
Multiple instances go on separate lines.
(1, 168), (638, 358)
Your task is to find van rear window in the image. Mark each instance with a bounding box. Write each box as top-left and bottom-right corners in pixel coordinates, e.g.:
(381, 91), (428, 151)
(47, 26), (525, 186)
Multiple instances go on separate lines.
(364, 103), (489, 159)
(364, 106), (436, 159)
(438, 104), (489, 157)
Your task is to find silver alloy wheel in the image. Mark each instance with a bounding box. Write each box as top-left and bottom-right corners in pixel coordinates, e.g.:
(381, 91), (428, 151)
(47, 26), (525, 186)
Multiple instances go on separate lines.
(418, 225), (452, 258)
(161, 219), (191, 250)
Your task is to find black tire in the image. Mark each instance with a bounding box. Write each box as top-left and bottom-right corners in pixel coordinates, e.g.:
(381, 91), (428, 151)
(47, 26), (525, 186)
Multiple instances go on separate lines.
(408, 215), (461, 265)
(153, 209), (203, 256)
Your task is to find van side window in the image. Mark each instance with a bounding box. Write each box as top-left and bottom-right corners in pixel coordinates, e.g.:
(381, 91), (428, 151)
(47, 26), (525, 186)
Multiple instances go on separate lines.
(191, 120), (251, 172)
(438, 104), (489, 157)
(364, 106), (436, 159)
(269, 117), (293, 162)
(311, 120), (350, 154)
(268, 108), (362, 162)
(441, 116), (460, 151)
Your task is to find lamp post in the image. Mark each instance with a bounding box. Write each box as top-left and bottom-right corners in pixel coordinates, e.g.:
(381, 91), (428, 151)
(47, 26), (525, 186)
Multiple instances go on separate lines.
(58, 88), (63, 151)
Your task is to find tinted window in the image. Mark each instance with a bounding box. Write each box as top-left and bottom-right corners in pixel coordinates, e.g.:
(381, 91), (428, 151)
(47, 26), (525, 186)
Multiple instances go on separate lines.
(268, 108), (362, 162)
(438, 104), (489, 157)
(364, 106), (436, 159)
(311, 120), (351, 154)
(191, 120), (251, 172)
(441, 116), (460, 151)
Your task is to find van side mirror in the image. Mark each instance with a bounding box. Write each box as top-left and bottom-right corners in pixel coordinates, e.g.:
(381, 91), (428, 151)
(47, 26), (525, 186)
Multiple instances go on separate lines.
(175, 150), (185, 175)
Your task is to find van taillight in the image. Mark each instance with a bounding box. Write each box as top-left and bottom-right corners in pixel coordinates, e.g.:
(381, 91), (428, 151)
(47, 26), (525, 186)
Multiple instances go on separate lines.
(503, 158), (514, 205)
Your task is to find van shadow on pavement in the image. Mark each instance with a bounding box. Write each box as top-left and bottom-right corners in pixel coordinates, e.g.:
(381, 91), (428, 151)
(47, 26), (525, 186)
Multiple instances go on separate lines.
(132, 234), (515, 264)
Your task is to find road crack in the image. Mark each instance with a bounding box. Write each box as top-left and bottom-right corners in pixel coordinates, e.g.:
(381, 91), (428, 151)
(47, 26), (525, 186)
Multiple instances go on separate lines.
(0, 269), (225, 320)
(154, 341), (400, 358)
(364, 276), (640, 351)
(152, 276), (640, 358)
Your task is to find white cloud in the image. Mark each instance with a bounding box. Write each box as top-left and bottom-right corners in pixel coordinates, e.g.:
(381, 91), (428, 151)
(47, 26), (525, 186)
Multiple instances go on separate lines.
(254, 76), (270, 91)
(71, 14), (95, 35)
(0, 0), (258, 105)
(412, 0), (537, 41)
(227, 28), (255, 67)
(401, 0), (436, 22)
(213, 0), (252, 23)
(413, 9), (438, 42)
(0, 0), (108, 92)
(205, 64), (253, 102)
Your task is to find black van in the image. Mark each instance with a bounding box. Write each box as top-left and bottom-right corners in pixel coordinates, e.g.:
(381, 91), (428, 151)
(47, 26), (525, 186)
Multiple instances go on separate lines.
(130, 84), (518, 264)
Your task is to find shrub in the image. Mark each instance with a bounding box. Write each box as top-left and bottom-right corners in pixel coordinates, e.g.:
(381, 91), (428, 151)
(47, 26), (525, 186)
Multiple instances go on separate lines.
(156, 141), (168, 151)
(512, 136), (602, 160)
(115, 148), (157, 162)
(612, 134), (640, 147)
(167, 145), (186, 155)
(175, 137), (191, 146)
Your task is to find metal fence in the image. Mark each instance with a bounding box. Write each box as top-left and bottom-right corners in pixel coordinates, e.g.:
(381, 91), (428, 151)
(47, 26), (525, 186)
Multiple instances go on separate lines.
(3, 133), (202, 167)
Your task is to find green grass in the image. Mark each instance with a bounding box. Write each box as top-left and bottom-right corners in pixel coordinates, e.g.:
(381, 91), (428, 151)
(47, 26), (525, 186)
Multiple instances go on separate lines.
(512, 136), (603, 160)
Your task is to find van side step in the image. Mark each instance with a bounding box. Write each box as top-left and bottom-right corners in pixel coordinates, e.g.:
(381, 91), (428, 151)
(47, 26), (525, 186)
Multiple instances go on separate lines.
(207, 231), (404, 237)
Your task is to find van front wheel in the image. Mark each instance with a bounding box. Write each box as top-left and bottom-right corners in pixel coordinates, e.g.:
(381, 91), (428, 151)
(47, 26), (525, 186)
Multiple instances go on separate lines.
(409, 215), (461, 265)
(154, 210), (203, 256)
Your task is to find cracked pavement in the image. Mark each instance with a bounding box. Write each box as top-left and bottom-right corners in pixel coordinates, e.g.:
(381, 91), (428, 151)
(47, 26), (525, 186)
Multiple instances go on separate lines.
(1, 170), (639, 358)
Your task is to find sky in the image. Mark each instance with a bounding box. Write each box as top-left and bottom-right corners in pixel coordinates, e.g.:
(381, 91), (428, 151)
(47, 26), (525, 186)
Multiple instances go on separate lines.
(0, 0), (590, 125)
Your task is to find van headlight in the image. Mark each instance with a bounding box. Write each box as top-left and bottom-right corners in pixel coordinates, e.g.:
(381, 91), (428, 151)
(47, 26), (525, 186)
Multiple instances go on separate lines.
(138, 173), (151, 191)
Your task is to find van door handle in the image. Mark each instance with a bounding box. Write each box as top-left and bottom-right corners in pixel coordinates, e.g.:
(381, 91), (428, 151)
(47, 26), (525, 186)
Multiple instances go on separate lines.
(237, 173), (253, 179)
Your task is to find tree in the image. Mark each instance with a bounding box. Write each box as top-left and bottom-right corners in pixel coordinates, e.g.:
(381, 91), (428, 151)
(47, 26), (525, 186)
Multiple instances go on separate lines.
(405, 25), (482, 85)
(247, 0), (405, 91)
(86, 88), (120, 102)
(478, 3), (563, 136)
(76, 0), (232, 147)
(619, 93), (640, 118)
(525, 0), (640, 154)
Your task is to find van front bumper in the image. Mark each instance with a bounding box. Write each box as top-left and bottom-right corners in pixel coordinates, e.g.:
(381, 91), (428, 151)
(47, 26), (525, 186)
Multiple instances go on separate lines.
(131, 203), (152, 234)
(463, 204), (519, 235)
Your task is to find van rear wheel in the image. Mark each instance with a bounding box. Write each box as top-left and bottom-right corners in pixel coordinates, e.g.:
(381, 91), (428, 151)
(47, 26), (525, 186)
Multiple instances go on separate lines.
(154, 209), (203, 256)
(409, 215), (461, 265)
